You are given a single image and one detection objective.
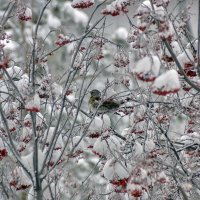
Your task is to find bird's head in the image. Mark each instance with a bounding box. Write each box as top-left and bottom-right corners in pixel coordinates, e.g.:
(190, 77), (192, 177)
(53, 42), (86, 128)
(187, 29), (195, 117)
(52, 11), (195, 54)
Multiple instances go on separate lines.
(90, 89), (101, 98)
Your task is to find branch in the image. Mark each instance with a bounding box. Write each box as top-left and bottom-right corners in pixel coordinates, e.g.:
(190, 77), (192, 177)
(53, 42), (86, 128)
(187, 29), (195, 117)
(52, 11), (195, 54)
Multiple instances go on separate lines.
(0, 104), (33, 183)
(40, 14), (106, 176)
(0, 1), (16, 27)
(2, 68), (25, 104)
(30, 0), (52, 89)
(164, 41), (200, 92)
(197, 0), (200, 75)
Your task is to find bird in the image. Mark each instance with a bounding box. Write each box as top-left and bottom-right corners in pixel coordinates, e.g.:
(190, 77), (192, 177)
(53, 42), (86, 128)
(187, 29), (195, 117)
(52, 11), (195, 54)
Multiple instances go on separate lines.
(89, 89), (120, 113)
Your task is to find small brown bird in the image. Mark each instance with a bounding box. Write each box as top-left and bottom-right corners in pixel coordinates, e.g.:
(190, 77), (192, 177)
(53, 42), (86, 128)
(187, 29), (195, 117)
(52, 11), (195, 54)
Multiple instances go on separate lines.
(89, 89), (120, 113)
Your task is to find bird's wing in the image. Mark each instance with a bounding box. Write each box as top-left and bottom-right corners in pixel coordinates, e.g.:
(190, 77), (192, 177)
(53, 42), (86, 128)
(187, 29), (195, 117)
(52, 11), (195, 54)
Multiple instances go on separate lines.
(101, 99), (120, 109)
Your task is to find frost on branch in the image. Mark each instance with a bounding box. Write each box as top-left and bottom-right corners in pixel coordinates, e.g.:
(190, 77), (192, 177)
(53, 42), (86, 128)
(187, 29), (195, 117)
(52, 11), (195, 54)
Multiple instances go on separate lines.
(127, 29), (149, 49)
(37, 74), (51, 98)
(151, 69), (181, 95)
(9, 167), (31, 191)
(1, 102), (20, 133)
(67, 136), (86, 158)
(71, 0), (94, 9)
(51, 82), (63, 99)
(63, 2), (88, 26)
(18, 127), (32, 152)
(162, 41), (181, 62)
(103, 159), (131, 188)
(1, 0), (200, 199)
(156, 171), (169, 184)
(144, 139), (155, 153)
(132, 141), (143, 158)
(55, 34), (71, 47)
(93, 134), (121, 158)
(18, 7), (32, 21)
(16, 74), (32, 98)
(136, 0), (174, 41)
(180, 132), (200, 146)
(25, 93), (41, 112)
(88, 115), (111, 133)
(44, 148), (64, 167)
(152, 0), (170, 7)
(158, 21), (174, 42)
(133, 56), (160, 82)
(106, 185), (128, 200)
(66, 90), (76, 103)
(136, 0), (152, 18)
(21, 149), (45, 176)
(114, 51), (129, 68)
(28, 180), (60, 200)
(4, 66), (23, 80)
(177, 49), (196, 77)
(0, 80), (9, 102)
(136, 0), (165, 31)
(128, 183), (144, 198)
(43, 127), (64, 150)
(101, 0), (130, 16)
(85, 115), (111, 149)
(23, 112), (46, 131)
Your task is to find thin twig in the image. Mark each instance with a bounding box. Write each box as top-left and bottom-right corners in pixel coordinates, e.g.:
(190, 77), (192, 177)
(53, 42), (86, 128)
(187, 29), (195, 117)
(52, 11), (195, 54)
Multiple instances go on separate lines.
(0, 2), (16, 27)
(197, 0), (200, 76)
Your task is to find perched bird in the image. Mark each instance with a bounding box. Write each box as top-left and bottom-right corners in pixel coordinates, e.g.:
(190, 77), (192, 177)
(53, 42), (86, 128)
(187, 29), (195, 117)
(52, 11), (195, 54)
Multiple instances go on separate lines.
(89, 89), (120, 113)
